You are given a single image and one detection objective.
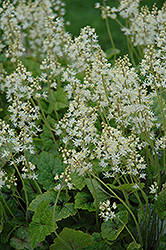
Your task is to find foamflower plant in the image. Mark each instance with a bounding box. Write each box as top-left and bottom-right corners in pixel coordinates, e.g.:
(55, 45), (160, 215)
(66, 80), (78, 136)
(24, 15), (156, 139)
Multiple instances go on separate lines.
(0, 0), (166, 249)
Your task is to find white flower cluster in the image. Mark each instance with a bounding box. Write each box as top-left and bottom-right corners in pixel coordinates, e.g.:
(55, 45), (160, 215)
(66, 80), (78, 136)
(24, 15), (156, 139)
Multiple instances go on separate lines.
(95, 124), (146, 179)
(149, 181), (159, 199)
(0, 0), (67, 59)
(96, 1), (166, 48)
(4, 61), (41, 134)
(0, 0), (25, 62)
(40, 17), (71, 76)
(109, 56), (156, 133)
(21, 161), (38, 180)
(120, 3), (166, 47)
(0, 169), (17, 189)
(56, 31), (155, 178)
(155, 135), (166, 151)
(95, 2), (117, 19)
(99, 200), (117, 221)
(0, 61), (43, 185)
(54, 166), (73, 190)
(0, 119), (38, 181)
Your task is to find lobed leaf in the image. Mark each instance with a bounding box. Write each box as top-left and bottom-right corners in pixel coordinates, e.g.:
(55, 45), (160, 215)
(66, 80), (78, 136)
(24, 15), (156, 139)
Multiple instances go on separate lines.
(29, 200), (57, 248)
(37, 151), (63, 190)
(50, 227), (93, 250)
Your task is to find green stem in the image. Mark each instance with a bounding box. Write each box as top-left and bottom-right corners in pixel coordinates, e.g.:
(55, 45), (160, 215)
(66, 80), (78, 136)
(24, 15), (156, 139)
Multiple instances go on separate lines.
(88, 174), (99, 231)
(103, 0), (116, 61)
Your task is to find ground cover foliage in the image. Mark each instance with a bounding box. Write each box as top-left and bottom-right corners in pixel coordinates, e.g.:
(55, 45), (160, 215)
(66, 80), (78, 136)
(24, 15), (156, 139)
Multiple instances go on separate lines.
(0, 0), (166, 249)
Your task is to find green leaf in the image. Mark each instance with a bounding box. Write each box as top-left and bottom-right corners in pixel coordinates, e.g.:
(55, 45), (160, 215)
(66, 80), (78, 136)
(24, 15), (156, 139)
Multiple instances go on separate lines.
(74, 191), (95, 212)
(54, 203), (77, 222)
(101, 211), (128, 241)
(155, 189), (166, 219)
(37, 151), (63, 190)
(127, 241), (141, 250)
(28, 190), (57, 211)
(29, 190), (76, 228)
(50, 228), (93, 250)
(86, 178), (110, 206)
(0, 202), (3, 233)
(29, 200), (57, 248)
(10, 226), (32, 250)
(158, 233), (166, 249)
(48, 88), (68, 112)
(40, 125), (53, 149)
(70, 172), (86, 190)
(10, 226), (45, 250)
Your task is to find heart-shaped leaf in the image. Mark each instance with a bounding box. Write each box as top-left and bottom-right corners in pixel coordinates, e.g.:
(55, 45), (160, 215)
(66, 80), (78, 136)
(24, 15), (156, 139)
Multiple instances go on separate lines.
(50, 228), (93, 250)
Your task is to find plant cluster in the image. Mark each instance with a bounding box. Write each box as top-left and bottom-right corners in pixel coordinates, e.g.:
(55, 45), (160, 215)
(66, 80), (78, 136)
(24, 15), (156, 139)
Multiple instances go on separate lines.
(0, 0), (166, 249)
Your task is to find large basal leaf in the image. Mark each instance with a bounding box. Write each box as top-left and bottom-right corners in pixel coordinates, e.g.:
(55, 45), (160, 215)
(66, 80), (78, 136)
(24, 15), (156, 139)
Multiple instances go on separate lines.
(74, 191), (95, 212)
(50, 228), (93, 250)
(155, 189), (166, 219)
(86, 178), (110, 206)
(40, 125), (54, 149)
(29, 200), (57, 248)
(28, 190), (57, 211)
(101, 210), (128, 241)
(37, 151), (63, 190)
(39, 115), (59, 155)
(29, 190), (76, 225)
